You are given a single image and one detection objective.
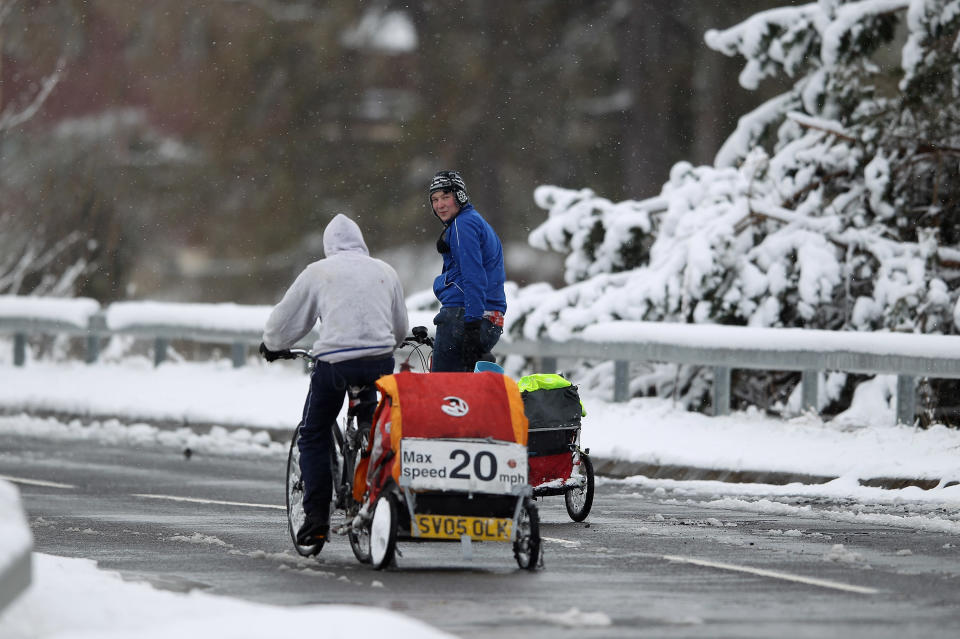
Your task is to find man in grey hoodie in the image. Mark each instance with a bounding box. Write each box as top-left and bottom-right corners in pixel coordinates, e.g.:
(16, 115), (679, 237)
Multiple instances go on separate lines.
(260, 214), (409, 549)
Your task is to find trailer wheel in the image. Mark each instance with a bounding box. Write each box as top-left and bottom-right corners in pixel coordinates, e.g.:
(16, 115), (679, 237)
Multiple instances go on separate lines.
(370, 492), (399, 570)
(564, 453), (594, 522)
(513, 498), (541, 570)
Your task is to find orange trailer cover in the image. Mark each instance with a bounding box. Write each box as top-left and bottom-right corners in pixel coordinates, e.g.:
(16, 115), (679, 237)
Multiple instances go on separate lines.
(354, 371), (528, 502)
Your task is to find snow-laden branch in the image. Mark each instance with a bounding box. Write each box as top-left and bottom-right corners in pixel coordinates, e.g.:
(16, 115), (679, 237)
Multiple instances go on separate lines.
(0, 227), (87, 296)
(899, 0), (960, 89)
(785, 110), (853, 141)
(821, 0), (910, 66)
(0, 57), (65, 133)
(706, 0), (910, 90)
(715, 92), (798, 167)
(704, 3), (826, 89)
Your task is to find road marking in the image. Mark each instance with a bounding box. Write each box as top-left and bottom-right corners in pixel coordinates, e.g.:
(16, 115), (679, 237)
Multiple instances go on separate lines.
(542, 536), (581, 546)
(662, 554), (879, 594)
(0, 473), (74, 489)
(133, 493), (285, 510)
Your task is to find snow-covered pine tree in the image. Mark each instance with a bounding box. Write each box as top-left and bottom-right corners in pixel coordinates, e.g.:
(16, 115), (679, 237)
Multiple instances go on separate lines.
(514, 0), (960, 420)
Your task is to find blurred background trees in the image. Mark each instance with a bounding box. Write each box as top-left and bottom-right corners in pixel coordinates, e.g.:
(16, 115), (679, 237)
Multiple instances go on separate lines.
(0, 0), (786, 303)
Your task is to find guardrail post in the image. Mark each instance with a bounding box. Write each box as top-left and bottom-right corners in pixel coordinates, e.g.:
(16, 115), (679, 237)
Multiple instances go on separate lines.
(801, 370), (818, 413)
(154, 337), (169, 367)
(86, 334), (100, 364)
(896, 374), (916, 426)
(86, 312), (106, 364)
(231, 342), (246, 368)
(713, 366), (730, 416)
(13, 333), (26, 367)
(540, 356), (557, 373)
(613, 360), (629, 403)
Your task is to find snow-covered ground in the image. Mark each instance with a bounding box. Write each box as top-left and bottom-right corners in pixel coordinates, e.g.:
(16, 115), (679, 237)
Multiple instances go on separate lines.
(2, 358), (960, 485)
(0, 552), (455, 639)
(2, 356), (959, 637)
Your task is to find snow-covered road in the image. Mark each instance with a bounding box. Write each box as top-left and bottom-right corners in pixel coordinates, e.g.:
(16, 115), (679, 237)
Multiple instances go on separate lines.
(4, 424), (960, 638)
(2, 357), (960, 637)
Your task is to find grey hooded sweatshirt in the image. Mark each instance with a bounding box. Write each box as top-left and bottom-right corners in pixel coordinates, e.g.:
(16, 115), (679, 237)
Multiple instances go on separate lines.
(262, 214), (409, 363)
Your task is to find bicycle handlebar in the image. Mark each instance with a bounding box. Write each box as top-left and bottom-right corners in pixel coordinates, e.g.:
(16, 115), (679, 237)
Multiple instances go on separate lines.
(268, 326), (433, 362)
(400, 326), (434, 349)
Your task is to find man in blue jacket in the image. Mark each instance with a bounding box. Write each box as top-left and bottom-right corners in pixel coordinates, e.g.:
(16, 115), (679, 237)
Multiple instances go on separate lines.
(429, 170), (507, 371)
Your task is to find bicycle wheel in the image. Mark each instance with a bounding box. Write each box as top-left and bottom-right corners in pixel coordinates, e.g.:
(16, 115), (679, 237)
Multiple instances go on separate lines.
(513, 497), (541, 570)
(370, 491), (399, 570)
(348, 518), (372, 564)
(286, 425), (321, 556)
(564, 453), (595, 522)
(345, 426), (372, 563)
(331, 420), (347, 509)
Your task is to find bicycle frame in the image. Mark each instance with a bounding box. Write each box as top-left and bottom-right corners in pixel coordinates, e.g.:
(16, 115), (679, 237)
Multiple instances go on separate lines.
(281, 332), (434, 560)
(331, 386), (370, 514)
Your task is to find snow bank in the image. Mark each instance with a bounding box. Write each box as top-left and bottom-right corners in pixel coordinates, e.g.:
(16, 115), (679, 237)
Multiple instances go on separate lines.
(0, 554), (454, 639)
(584, 395), (960, 482)
(0, 480), (32, 578)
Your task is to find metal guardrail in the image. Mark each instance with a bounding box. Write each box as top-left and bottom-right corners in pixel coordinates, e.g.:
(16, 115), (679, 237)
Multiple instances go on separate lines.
(0, 301), (315, 368)
(5, 299), (960, 425)
(496, 321), (960, 425)
(2, 313), (286, 368)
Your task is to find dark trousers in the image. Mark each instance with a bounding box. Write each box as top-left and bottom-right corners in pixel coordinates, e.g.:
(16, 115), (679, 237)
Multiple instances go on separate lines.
(431, 307), (502, 372)
(298, 356), (394, 521)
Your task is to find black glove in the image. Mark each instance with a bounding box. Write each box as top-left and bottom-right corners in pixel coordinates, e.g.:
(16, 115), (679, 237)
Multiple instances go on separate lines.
(259, 342), (292, 362)
(461, 320), (485, 368)
(436, 230), (450, 254)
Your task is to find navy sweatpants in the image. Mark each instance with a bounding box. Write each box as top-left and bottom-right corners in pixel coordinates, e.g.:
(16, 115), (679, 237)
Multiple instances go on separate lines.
(298, 356), (394, 521)
(431, 307), (502, 372)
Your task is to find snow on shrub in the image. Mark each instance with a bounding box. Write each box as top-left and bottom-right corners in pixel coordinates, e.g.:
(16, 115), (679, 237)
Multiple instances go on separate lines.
(513, 0), (960, 421)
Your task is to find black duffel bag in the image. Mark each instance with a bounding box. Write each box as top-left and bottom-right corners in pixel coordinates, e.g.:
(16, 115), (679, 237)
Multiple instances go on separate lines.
(521, 385), (582, 457)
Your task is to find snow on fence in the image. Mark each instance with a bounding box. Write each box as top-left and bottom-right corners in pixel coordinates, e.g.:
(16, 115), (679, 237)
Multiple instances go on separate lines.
(0, 296), (283, 367)
(4, 296), (960, 424)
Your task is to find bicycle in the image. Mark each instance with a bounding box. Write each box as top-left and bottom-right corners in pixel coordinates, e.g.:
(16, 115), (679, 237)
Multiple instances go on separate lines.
(280, 330), (434, 561)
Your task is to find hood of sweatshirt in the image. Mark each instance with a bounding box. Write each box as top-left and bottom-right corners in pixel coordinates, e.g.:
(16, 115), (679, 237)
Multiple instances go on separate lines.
(323, 214), (369, 257)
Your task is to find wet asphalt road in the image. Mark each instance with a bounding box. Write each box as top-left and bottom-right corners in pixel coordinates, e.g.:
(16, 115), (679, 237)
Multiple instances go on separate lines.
(2, 428), (959, 638)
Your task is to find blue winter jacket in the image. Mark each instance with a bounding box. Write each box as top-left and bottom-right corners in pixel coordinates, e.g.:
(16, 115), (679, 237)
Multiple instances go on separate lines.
(433, 204), (507, 322)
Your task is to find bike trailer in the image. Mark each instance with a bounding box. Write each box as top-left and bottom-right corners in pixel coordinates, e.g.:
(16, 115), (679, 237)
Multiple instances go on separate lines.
(355, 370), (528, 502)
(352, 371), (541, 569)
(517, 373), (594, 521)
(518, 374), (584, 486)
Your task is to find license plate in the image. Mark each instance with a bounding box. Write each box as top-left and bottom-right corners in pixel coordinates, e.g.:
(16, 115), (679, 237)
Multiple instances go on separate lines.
(414, 514), (513, 542)
(400, 439), (528, 494)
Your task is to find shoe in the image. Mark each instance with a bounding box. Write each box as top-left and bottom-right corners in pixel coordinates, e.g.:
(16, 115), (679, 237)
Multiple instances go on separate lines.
(296, 517), (329, 548)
